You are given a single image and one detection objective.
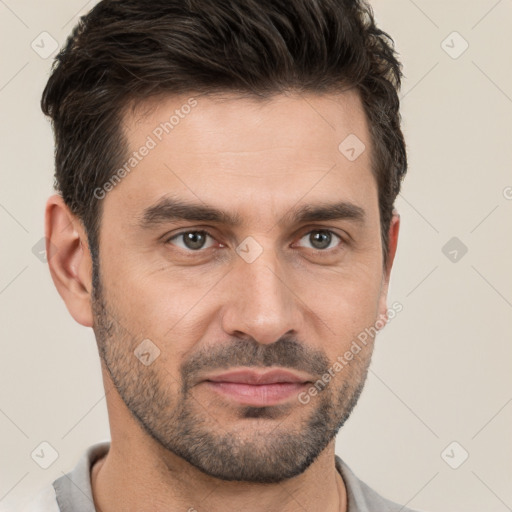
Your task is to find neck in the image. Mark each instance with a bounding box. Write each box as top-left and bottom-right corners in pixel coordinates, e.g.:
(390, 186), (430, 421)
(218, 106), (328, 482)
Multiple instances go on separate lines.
(91, 436), (346, 512)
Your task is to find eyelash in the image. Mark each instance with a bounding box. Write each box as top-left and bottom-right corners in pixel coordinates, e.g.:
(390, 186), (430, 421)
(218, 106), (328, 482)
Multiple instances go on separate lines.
(164, 228), (345, 255)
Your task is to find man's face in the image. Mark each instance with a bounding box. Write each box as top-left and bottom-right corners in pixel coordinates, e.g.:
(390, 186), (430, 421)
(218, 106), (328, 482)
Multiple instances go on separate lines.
(91, 91), (393, 483)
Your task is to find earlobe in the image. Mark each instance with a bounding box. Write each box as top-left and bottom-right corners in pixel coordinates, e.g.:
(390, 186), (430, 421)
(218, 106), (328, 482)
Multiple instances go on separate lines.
(45, 194), (94, 327)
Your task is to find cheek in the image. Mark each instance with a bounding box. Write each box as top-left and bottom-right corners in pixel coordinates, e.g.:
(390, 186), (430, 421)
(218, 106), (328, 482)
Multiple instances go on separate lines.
(308, 265), (383, 354)
(102, 263), (216, 354)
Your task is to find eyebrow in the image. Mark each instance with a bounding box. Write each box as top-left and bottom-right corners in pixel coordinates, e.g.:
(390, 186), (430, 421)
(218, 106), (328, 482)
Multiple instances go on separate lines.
(138, 196), (365, 230)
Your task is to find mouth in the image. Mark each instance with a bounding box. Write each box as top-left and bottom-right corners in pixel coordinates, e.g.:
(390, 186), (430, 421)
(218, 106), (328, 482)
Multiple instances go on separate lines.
(201, 368), (313, 407)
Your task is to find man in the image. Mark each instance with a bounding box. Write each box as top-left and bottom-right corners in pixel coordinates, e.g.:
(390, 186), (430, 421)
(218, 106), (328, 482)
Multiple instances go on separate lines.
(23, 0), (417, 510)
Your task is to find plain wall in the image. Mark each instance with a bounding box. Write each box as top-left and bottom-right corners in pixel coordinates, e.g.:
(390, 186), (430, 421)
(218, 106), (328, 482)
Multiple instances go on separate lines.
(1, 1), (511, 510)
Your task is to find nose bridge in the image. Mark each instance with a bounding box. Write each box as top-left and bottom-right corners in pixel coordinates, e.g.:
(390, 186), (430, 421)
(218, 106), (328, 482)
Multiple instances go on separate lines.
(221, 237), (301, 344)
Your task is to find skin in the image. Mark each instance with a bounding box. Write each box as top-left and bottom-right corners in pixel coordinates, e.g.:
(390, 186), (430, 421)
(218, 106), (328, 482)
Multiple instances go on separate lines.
(46, 90), (399, 512)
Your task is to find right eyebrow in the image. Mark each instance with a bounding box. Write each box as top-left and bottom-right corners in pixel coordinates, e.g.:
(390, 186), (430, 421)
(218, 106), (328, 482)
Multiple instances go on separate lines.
(138, 196), (243, 229)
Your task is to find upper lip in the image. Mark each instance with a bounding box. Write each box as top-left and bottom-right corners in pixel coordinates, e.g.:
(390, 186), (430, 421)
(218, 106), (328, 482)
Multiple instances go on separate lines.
(203, 368), (313, 385)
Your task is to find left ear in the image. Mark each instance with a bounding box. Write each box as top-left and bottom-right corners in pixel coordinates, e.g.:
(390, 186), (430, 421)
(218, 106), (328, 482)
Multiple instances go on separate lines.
(377, 210), (400, 325)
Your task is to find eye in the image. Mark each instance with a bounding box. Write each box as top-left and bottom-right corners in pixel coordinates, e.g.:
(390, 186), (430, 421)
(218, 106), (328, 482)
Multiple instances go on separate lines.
(165, 228), (344, 254)
(296, 229), (343, 251)
(166, 230), (218, 251)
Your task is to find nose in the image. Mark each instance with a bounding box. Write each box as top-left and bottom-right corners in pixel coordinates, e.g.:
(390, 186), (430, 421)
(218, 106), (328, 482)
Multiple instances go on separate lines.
(220, 244), (304, 345)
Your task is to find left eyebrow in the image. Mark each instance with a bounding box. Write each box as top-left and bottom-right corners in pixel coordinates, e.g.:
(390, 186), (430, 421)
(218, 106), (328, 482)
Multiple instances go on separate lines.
(278, 201), (366, 227)
(137, 196), (366, 230)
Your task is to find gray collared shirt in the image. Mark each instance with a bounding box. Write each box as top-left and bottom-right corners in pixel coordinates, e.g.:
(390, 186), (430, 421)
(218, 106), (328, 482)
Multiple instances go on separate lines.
(19, 442), (421, 511)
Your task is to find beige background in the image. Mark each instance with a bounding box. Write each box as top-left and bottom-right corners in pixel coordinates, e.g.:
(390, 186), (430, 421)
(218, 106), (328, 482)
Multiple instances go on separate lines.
(1, 1), (511, 510)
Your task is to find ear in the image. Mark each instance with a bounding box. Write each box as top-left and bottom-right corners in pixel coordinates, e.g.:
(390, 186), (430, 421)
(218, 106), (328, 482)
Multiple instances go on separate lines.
(376, 210), (400, 325)
(45, 194), (94, 327)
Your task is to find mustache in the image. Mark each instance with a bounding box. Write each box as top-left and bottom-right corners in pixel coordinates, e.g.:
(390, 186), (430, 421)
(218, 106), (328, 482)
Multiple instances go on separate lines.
(180, 334), (330, 392)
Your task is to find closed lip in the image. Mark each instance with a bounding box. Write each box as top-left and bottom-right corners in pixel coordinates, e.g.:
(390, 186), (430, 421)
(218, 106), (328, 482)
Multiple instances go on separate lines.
(203, 368), (313, 385)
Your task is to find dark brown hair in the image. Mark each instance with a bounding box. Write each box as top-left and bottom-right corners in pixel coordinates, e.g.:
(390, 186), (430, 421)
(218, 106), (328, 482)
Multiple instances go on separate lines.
(41, 0), (407, 280)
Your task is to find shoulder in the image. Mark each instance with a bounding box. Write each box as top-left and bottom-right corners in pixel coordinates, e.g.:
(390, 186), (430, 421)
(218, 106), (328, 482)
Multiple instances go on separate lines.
(335, 456), (424, 512)
(2, 441), (110, 512)
(1, 485), (60, 512)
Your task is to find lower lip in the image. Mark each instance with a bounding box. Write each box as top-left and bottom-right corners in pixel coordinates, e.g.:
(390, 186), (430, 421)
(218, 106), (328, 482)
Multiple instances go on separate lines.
(204, 381), (309, 406)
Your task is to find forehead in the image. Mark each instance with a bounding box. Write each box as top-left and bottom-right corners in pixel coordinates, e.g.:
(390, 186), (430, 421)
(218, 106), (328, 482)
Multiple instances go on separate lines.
(107, 90), (378, 228)
(125, 89), (370, 156)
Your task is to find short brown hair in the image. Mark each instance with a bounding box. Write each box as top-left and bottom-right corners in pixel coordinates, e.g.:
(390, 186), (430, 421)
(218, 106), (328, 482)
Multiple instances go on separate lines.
(42, 0), (407, 280)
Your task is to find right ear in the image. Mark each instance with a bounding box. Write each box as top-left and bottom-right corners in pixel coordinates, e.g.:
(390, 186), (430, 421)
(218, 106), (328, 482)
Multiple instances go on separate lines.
(45, 194), (94, 327)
